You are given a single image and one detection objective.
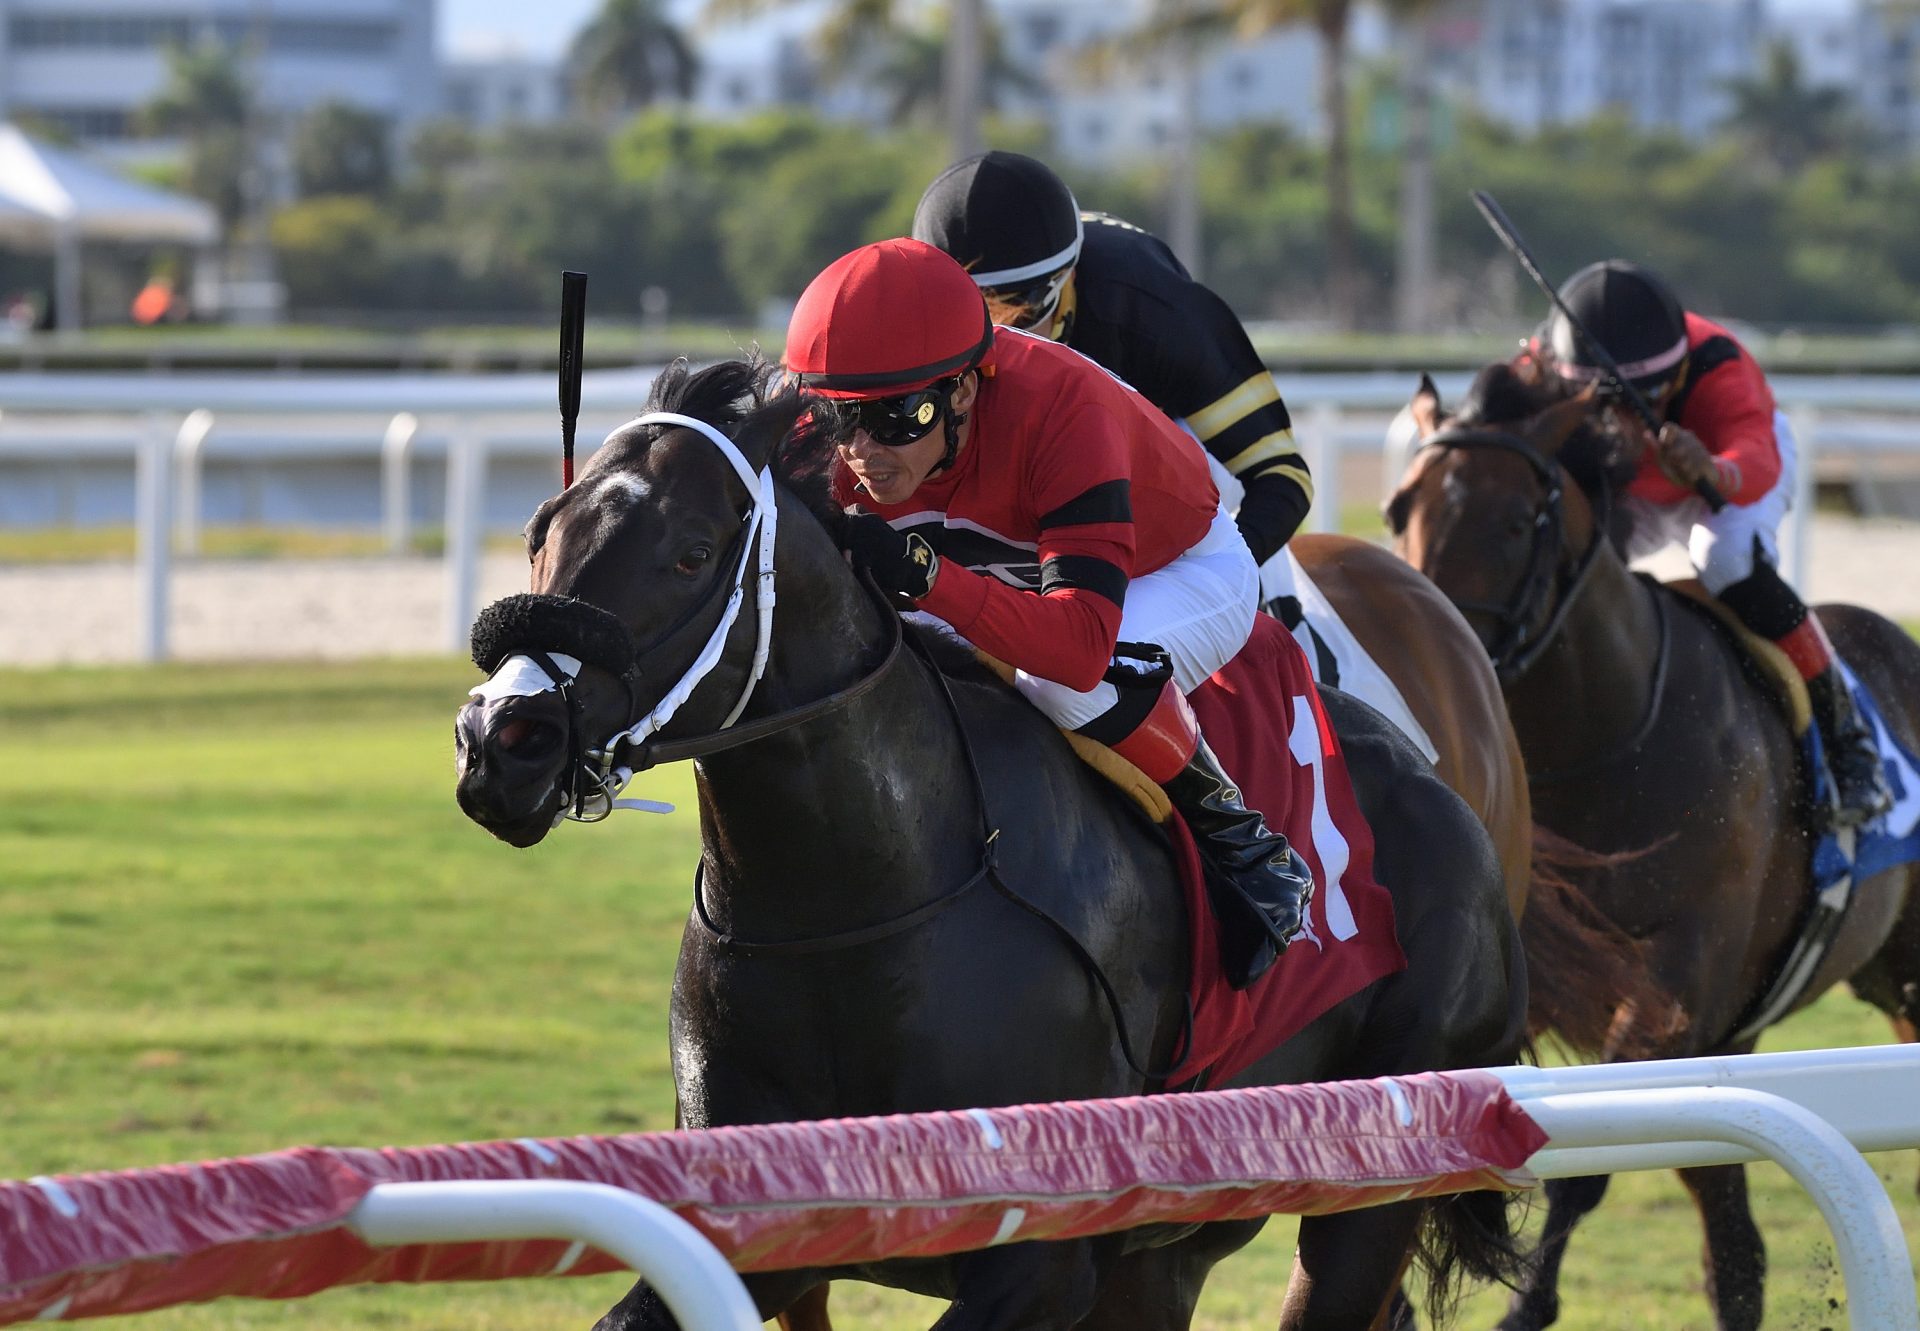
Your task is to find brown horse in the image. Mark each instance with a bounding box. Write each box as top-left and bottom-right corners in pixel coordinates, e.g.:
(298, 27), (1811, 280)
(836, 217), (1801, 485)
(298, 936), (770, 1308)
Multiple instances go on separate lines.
(1389, 363), (1920, 1331)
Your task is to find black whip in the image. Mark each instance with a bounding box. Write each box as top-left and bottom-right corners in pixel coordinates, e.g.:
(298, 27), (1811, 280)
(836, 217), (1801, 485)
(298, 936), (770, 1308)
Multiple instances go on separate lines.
(1471, 190), (1725, 511)
(558, 270), (587, 488)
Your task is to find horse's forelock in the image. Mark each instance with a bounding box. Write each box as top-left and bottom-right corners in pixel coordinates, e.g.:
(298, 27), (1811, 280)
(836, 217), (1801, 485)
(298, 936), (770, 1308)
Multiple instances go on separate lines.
(1451, 360), (1633, 500)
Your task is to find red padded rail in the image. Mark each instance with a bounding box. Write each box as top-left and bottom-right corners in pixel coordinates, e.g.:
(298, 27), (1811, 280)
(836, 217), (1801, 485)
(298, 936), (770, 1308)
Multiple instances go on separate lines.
(0, 1070), (1545, 1324)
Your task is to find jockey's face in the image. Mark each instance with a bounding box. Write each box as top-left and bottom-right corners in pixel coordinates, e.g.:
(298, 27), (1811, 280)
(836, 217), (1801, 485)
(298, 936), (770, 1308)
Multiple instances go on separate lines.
(837, 373), (979, 505)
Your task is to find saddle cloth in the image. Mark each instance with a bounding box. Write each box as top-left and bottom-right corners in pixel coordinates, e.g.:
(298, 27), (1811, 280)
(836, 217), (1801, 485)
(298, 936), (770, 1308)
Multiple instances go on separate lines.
(1262, 548), (1441, 765)
(1172, 615), (1407, 1087)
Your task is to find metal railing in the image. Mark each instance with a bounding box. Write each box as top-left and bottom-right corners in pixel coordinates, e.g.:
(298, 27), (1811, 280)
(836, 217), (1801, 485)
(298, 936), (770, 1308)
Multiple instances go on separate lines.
(3, 371), (1918, 661)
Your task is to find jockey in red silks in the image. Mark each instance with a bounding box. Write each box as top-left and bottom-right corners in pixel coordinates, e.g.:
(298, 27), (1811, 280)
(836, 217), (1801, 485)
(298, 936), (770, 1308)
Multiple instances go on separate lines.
(784, 237), (1313, 988)
(1538, 259), (1891, 828)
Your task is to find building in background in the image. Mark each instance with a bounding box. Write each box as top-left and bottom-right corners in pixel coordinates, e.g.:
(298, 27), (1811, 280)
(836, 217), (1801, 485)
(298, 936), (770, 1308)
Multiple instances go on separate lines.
(439, 54), (571, 128)
(0, 0), (437, 161)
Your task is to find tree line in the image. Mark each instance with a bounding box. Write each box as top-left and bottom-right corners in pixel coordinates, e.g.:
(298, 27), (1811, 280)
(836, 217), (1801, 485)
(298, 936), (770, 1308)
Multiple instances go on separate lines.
(99, 1), (1920, 331)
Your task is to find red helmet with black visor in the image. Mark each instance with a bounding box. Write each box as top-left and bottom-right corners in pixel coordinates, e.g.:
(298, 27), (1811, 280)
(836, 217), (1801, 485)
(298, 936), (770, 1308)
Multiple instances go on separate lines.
(785, 238), (996, 467)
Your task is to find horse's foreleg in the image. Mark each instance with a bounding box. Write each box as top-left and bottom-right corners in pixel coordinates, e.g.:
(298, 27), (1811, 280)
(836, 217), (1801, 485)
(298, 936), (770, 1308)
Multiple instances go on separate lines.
(1279, 1200), (1424, 1331)
(1076, 1219), (1268, 1331)
(779, 1283), (834, 1331)
(1495, 1173), (1610, 1331)
(929, 1236), (1123, 1330)
(592, 1269), (826, 1331)
(1678, 1163), (1766, 1331)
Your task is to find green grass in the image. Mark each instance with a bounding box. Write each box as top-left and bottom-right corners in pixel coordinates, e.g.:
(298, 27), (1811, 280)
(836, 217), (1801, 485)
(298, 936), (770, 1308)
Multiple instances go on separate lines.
(0, 659), (1914, 1330)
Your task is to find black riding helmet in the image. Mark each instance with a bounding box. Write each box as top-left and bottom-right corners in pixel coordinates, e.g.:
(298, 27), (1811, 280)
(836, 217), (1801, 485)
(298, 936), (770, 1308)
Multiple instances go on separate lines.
(913, 151), (1083, 311)
(1548, 259), (1690, 393)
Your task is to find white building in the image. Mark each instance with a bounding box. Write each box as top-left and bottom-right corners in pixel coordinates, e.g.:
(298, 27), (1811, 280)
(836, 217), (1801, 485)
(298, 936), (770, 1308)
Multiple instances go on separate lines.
(440, 55), (571, 128)
(0, 0), (437, 159)
(1440, 0), (1766, 139)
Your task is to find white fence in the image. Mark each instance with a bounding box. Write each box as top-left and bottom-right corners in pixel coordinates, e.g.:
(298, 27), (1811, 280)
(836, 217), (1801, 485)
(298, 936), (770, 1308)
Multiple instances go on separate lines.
(3, 371), (1919, 660)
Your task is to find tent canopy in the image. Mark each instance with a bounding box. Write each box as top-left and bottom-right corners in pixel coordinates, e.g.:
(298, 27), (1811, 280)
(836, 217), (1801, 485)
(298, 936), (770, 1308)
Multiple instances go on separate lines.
(0, 123), (219, 246)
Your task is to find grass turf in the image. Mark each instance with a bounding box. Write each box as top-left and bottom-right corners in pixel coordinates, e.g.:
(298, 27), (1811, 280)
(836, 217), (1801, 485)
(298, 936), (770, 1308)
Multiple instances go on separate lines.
(0, 658), (1914, 1330)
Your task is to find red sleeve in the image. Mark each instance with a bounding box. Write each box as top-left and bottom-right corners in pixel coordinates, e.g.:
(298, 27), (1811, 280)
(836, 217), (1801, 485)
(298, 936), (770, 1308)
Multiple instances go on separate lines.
(916, 403), (1135, 692)
(1675, 358), (1781, 506)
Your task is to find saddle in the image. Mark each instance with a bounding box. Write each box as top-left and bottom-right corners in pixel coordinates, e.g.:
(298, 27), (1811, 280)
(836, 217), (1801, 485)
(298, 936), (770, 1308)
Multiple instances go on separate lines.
(1664, 578), (1812, 738)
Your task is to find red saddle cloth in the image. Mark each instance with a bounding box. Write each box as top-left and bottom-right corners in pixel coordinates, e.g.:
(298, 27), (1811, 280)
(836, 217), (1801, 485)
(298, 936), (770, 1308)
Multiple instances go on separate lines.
(1172, 615), (1406, 1087)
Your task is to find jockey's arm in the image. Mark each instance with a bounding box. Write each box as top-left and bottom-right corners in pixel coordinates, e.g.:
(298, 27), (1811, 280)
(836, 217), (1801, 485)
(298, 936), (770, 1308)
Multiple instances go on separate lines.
(1675, 361), (1782, 507)
(1155, 286), (1310, 565)
(916, 407), (1135, 693)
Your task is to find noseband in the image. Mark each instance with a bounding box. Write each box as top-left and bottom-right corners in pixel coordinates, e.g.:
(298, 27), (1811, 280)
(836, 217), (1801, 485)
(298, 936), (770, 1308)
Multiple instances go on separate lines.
(1416, 426), (1612, 684)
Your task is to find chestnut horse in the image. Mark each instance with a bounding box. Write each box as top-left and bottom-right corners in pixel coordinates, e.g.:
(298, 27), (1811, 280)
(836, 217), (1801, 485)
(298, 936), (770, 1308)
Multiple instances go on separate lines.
(1390, 363), (1920, 1331)
(457, 359), (1529, 1330)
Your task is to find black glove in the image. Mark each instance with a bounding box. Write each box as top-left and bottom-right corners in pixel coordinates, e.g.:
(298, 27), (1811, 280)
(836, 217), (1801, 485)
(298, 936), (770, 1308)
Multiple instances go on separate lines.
(843, 511), (940, 600)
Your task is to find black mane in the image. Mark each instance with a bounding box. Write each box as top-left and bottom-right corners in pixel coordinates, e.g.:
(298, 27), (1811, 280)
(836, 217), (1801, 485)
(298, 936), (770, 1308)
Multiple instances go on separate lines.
(1453, 361), (1637, 500)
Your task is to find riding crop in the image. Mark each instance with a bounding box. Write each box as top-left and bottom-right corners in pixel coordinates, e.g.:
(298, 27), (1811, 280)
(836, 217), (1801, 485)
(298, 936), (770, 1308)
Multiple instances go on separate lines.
(1470, 190), (1726, 512)
(558, 270), (588, 488)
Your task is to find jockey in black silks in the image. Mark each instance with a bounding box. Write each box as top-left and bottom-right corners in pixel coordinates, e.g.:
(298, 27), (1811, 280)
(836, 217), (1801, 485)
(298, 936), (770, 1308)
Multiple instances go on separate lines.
(786, 237), (1313, 988)
(912, 150), (1312, 599)
(1534, 259), (1892, 828)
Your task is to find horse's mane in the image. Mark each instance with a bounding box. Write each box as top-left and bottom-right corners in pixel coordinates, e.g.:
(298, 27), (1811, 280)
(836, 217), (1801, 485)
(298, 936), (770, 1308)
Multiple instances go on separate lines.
(1452, 361), (1637, 500)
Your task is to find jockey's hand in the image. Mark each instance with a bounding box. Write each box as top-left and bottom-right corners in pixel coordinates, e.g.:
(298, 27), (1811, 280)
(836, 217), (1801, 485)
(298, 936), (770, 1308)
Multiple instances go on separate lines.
(843, 510), (940, 600)
(1652, 423), (1721, 492)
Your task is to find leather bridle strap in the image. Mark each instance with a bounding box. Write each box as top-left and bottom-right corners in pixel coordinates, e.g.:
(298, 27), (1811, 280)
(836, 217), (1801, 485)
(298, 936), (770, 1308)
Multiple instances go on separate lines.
(1417, 426), (1611, 683)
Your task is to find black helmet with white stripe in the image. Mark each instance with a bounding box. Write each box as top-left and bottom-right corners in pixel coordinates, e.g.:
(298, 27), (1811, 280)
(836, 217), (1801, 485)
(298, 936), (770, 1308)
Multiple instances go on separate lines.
(1547, 260), (1689, 392)
(913, 151), (1082, 332)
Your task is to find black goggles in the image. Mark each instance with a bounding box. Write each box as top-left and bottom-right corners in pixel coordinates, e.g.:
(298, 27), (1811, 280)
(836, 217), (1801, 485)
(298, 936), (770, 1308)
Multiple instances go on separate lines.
(841, 380), (955, 447)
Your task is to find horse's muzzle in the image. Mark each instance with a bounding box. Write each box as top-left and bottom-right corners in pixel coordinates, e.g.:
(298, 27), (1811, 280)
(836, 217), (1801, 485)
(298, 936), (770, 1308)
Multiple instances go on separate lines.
(455, 694), (569, 846)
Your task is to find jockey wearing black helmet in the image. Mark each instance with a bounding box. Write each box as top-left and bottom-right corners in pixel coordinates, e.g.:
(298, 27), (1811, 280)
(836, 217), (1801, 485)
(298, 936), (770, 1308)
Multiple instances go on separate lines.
(1539, 259), (1891, 828)
(913, 151), (1312, 574)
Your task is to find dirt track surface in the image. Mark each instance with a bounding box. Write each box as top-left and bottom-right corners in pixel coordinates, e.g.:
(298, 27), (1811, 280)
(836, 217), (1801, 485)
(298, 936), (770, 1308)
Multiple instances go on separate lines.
(3, 515), (1918, 667)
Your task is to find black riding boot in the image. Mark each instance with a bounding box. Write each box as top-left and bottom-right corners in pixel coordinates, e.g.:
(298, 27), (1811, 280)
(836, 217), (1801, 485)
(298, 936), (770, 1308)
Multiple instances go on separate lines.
(1807, 666), (1893, 829)
(1163, 738), (1315, 989)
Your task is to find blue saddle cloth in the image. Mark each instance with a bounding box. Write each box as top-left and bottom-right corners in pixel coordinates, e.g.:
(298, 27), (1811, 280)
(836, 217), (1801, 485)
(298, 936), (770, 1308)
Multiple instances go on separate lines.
(1809, 663), (1920, 892)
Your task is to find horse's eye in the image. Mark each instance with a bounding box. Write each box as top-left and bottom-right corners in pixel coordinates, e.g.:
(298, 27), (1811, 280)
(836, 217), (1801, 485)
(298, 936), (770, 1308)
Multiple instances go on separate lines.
(675, 544), (712, 576)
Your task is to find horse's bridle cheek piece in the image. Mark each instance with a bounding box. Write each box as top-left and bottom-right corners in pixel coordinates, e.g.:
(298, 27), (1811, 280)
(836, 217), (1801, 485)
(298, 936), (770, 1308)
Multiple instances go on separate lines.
(1418, 427), (1610, 684)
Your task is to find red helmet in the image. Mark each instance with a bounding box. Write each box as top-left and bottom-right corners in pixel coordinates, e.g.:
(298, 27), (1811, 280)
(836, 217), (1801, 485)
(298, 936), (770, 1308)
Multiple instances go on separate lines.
(784, 238), (996, 399)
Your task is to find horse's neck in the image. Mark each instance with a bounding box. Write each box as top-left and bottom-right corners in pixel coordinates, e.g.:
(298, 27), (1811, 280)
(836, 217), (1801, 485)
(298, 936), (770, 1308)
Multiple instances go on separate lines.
(691, 521), (984, 939)
(1504, 522), (1663, 775)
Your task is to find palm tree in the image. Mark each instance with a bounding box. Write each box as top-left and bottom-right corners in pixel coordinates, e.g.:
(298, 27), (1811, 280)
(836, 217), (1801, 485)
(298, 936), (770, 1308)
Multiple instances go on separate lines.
(570, 0), (699, 121)
(140, 40), (253, 231)
(1720, 40), (1862, 176)
(703, 0), (990, 160)
(865, 17), (1041, 128)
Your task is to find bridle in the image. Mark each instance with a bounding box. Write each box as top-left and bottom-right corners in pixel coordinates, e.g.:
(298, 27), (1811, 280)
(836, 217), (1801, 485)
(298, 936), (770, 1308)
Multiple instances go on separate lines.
(472, 410), (900, 822)
(1414, 425), (1613, 684)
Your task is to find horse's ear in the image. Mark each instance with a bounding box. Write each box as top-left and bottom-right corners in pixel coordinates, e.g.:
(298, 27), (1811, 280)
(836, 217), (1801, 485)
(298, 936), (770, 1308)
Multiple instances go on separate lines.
(1529, 383), (1600, 457)
(1410, 373), (1443, 440)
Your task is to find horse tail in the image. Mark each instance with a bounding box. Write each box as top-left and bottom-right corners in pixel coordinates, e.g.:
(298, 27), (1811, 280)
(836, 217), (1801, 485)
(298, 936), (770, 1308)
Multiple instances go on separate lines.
(1412, 1187), (1534, 1324)
(1520, 824), (1685, 1060)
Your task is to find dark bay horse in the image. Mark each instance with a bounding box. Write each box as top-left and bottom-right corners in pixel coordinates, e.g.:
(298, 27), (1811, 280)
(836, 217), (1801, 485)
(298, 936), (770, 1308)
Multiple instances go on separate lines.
(1389, 364), (1920, 1331)
(455, 359), (1528, 1330)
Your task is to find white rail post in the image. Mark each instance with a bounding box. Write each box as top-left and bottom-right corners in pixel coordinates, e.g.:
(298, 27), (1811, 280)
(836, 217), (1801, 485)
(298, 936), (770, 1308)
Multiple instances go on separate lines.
(172, 409), (215, 557)
(347, 1180), (760, 1331)
(443, 426), (488, 655)
(1308, 401), (1342, 534)
(135, 412), (176, 662)
(1521, 1086), (1918, 1331)
(1787, 404), (1818, 592)
(382, 412), (419, 555)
